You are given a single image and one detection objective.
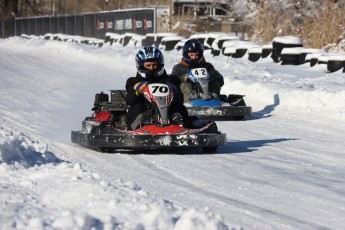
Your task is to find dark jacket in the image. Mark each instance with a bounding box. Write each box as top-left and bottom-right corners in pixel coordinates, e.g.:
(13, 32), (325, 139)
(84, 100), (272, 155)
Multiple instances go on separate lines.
(125, 70), (183, 106)
(171, 58), (224, 87)
(125, 70), (191, 129)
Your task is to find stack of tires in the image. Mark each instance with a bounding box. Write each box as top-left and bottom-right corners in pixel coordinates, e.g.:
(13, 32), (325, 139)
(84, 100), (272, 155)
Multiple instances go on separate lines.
(271, 36), (303, 63)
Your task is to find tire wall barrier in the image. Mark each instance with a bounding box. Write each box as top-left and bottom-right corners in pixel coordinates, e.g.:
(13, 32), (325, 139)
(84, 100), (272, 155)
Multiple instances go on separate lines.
(0, 8), (155, 39)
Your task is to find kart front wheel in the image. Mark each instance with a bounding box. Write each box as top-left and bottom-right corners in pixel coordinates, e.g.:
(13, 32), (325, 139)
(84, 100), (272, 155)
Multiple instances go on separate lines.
(202, 146), (218, 153)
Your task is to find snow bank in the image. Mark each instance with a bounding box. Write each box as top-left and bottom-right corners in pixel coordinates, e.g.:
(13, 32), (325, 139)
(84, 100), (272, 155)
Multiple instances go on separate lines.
(0, 127), (229, 230)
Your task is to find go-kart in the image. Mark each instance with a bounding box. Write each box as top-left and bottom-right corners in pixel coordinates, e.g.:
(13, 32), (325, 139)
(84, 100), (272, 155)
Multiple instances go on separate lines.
(184, 68), (252, 120)
(71, 83), (226, 153)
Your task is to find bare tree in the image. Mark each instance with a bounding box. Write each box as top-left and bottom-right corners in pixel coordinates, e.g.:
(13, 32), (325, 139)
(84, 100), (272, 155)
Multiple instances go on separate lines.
(1, 0), (19, 19)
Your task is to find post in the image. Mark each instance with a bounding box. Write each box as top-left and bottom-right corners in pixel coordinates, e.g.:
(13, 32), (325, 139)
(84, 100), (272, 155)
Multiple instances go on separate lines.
(51, 0), (55, 15)
(105, 0), (109, 11)
(154, 7), (157, 34)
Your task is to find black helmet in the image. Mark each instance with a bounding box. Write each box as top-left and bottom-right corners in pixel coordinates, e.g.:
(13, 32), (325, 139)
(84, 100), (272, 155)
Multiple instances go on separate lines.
(135, 47), (164, 79)
(182, 39), (204, 65)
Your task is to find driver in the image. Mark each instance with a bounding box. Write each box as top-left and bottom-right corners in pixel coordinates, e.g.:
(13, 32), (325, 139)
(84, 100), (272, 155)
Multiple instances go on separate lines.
(125, 47), (188, 130)
(171, 39), (225, 102)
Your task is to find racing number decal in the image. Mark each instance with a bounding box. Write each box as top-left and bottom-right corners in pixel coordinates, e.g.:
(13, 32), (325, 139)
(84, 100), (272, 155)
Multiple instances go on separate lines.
(151, 85), (168, 94)
(148, 83), (170, 96)
(191, 68), (207, 78)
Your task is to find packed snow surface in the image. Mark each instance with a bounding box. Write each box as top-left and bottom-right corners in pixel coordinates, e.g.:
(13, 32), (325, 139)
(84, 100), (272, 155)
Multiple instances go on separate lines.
(1, 37), (345, 230)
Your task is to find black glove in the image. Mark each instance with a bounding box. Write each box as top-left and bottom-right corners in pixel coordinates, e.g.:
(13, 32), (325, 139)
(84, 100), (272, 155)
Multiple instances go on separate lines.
(165, 82), (177, 92)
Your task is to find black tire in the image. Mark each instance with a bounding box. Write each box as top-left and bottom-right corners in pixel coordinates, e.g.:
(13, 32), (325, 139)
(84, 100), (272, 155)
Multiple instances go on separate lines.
(100, 147), (114, 153)
(227, 95), (246, 107)
(233, 116), (245, 121)
(327, 60), (345, 73)
(236, 99), (246, 107)
(202, 146), (218, 153)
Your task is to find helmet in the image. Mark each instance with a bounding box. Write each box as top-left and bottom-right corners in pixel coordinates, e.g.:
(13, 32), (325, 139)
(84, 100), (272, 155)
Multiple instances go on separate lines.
(182, 39), (204, 65)
(135, 47), (165, 79)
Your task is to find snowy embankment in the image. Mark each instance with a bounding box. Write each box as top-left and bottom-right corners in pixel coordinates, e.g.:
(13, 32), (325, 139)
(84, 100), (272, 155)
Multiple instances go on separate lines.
(214, 55), (345, 122)
(0, 127), (227, 230)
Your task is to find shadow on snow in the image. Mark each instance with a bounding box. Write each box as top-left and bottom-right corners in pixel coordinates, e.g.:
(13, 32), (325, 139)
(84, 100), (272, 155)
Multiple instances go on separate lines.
(247, 93), (280, 120)
(218, 138), (296, 154)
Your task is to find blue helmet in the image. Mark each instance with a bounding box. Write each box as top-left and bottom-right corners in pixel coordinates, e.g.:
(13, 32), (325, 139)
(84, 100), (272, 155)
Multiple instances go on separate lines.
(182, 39), (204, 65)
(135, 47), (164, 79)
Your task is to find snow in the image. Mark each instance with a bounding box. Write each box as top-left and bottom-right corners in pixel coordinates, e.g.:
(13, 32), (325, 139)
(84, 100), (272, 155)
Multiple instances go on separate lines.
(317, 53), (345, 62)
(262, 44), (273, 49)
(305, 51), (327, 62)
(280, 47), (305, 55)
(160, 36), (185, 42)
(247, 46), (262, 54)
(1, 36), (345, 230)
(273, 36), (304, 45)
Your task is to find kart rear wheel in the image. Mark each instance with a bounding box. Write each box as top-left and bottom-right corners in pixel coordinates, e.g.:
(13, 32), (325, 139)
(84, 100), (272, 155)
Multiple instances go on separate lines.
(202, 146), (218, 153)
(100, 147), (114, 153)
(233, 116), (245, 121)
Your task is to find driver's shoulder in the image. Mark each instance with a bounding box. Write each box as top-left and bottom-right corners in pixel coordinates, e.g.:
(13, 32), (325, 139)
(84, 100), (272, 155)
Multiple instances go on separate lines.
(202, 62), (214, 69)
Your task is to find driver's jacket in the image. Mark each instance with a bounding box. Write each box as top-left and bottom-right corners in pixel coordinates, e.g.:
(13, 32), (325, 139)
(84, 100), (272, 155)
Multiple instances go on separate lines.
(125, 70), (182, 106)
(125, 70), (189, 127)
(171, 58), (224, 87)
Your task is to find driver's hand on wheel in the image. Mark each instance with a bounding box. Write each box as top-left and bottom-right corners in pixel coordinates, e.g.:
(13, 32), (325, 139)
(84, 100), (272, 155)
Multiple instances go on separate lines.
(134, 81), (148, 96)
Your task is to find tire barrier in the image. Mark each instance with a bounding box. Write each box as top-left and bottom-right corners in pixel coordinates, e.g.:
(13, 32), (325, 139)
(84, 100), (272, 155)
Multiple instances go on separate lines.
(7, 32), (345, 73)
